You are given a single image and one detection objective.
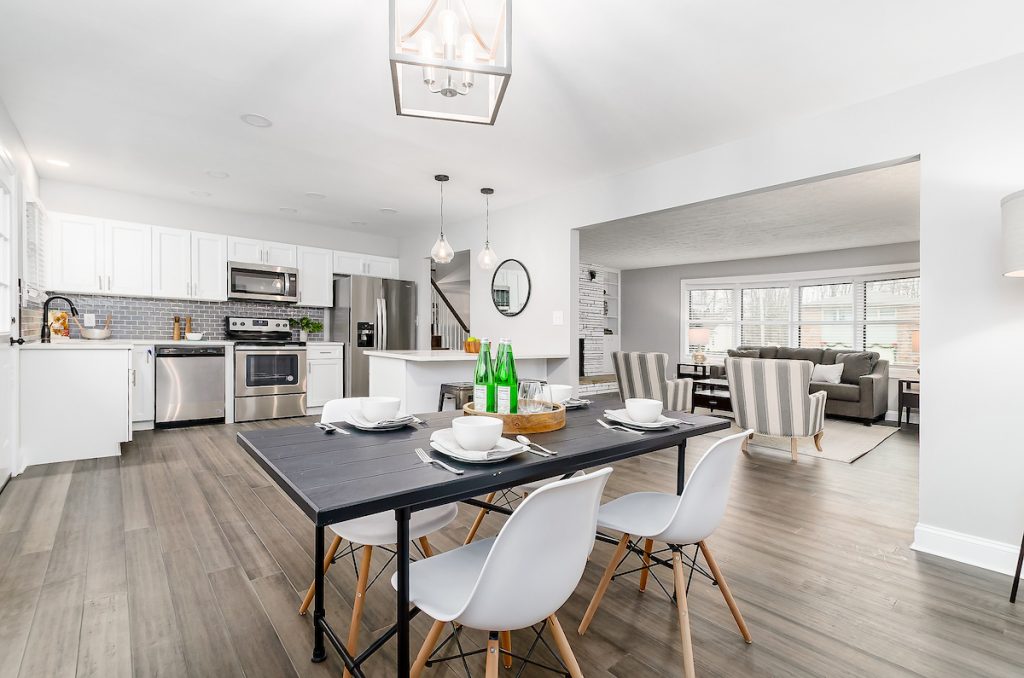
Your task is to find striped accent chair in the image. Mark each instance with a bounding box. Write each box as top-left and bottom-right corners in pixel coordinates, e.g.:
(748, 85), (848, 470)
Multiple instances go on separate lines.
(725, 357), (826, 462)
(612, 351), (693, 411)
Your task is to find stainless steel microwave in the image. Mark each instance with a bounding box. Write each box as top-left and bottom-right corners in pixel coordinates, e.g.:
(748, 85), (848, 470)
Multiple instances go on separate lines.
(227, 261), (299, 303)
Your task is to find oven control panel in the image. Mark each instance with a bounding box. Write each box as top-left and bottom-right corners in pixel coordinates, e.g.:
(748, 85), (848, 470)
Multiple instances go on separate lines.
(228, 317), (290, 331)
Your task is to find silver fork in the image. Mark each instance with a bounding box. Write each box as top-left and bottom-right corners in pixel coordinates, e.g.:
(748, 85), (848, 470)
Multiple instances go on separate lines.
(596, 419), (644, 435)
(414, 447), (464, 475)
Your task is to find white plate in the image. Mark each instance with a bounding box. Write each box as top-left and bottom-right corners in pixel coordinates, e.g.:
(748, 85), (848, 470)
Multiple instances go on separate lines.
(429, 429), (526, 463)
(564, 398), (592, 410)
(604, 409), (682, 430)
(343, 412), (415, 431)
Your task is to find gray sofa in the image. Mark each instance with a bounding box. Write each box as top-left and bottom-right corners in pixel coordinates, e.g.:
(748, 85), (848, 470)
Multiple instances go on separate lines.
(725, 346), (889, 424)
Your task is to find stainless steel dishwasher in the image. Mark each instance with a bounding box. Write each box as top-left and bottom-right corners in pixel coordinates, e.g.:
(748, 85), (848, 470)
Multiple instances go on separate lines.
(155, 345), (226, 426)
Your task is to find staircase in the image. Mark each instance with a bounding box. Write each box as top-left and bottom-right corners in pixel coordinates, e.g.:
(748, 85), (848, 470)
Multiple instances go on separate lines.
(431, 280), (469, 350)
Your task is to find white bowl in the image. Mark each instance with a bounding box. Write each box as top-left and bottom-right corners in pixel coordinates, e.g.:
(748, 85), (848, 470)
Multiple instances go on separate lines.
(452, 416), (503, 452)
(80, 328), (111, 340)
(546, 384), (573, 404)
(360, 396), (401, 423)
(185, 332), (203, 341)
(625, 398), (663, 424)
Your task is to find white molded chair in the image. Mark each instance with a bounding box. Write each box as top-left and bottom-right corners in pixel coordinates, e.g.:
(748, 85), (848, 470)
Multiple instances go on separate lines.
(578, 431), (753, 678)
(396, 468), (614, 678)
(463, 471), (584, 545)
(300, 399), (458, 678)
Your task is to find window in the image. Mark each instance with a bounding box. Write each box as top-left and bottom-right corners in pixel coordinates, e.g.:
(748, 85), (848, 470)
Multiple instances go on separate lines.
(682, 271), (920, 366)
(687, 288), (734, 354)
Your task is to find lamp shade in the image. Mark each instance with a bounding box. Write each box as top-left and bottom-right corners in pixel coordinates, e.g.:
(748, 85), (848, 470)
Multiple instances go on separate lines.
(688, 327), (711, 346)
(911, 329), (920, 353)
(1002, 189), (1024, 276)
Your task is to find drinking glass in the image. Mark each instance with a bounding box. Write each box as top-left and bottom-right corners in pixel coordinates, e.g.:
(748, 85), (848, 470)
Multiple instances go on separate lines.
(518, 380), (546, 413)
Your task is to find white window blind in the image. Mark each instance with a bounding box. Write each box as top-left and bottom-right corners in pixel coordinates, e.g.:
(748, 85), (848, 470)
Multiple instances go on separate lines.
(687, 288), (734, 353)
(798, 282), (854, 350)
(863, 277), (920, 365)
(740, 287), (790, 346)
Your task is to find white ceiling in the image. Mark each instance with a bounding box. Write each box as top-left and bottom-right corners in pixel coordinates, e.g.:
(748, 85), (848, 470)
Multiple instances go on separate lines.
(0, 2), (1021, 235)
(579, 161), (920, 269)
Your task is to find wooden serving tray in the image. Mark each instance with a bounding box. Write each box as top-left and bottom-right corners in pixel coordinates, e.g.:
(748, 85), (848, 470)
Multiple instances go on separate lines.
(462, 401), (566, 434)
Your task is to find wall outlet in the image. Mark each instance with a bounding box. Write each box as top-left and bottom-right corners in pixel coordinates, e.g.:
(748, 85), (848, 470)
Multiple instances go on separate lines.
(552, 311), (564, 326)
(83, 313), (96, 327)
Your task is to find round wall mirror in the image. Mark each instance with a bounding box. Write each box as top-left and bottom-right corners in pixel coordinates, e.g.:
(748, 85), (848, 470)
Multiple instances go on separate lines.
(491, 259), (531, 317)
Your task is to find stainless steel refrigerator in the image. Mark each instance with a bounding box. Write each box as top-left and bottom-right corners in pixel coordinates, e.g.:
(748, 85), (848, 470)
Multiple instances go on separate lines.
(331, 276), (417, 397)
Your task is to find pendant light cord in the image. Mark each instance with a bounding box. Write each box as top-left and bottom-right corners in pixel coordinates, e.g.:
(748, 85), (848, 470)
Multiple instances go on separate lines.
(439, 181), (445, 239)
(485, 193), (490, 245)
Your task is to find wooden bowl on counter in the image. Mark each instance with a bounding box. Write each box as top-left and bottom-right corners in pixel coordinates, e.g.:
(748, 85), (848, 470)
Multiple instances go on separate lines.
(464, 339), (481, 354)
(462, 401), (566, 434)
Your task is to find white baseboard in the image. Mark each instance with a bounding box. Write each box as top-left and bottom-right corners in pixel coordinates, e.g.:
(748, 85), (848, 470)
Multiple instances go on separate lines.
(912, 523), (1021, 576)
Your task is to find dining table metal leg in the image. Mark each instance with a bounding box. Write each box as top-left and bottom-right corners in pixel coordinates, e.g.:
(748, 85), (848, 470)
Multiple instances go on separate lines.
(396, 507), (412, 677)
(677, 441), (687, 495)
(312, 523), (327, 662)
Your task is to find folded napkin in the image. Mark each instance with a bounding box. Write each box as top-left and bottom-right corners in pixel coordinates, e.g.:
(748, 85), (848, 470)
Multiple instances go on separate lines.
(430, 429), (521, 462)
(345, 412), (415, 428)
(604, 408), (682, 427)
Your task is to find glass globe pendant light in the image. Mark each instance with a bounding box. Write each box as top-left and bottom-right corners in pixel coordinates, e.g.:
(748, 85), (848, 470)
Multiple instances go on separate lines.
(430, 174), (455, 264)
(477, 187), (498, 269)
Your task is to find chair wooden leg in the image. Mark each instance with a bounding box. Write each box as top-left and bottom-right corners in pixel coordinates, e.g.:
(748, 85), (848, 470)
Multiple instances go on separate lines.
(299, 535), (343, 615)
(411, 619), (446, 678)
(499, 630), (513, 669)
(741, 433), (751, 454)
(464, 492), (497, 545)
(418, 536), (434, 558)
(578, 533), (630, 635)
(485, 633), (500, 678)
(343, 545), (374, 678)
(698, 541), (752, 644)
(813, 431), (824, 452)
(547, 614), (584, 678)
(790, 437), (799, 462)
(639, 538), (654, 592)
(672, 550), (697, 678)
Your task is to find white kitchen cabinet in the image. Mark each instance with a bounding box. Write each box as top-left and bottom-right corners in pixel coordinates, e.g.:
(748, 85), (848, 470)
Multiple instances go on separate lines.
(105, 221), (152, 296)
(152, 226), (191, 298)
(191, 231), (227, 301)
(265, 241), (297, 267)
(228, 236), (296, 267)
(307, 344), (344, 407)
(50, 212), (105, 293)
(132, 345), (155, 424)
(298, 246), (333, 307)
(333, 250), (400, 279)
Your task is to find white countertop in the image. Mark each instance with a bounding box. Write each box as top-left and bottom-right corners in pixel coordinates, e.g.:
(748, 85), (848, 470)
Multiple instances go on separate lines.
(20, 340), (134, 350)
(365, 350), (569, 362)
(20, 338), (342, 349)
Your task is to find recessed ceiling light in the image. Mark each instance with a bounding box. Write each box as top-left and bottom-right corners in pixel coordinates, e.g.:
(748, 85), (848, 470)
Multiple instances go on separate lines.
(240, 113), (273, 128)
(351, 220), (368, 226)
(47, 159), (70, 168)
(205, 170), (230, 179)
(379, 207), (399, 214)
(279, 207), (298, 214)
(304, 192), (327, 199)
(190, 190), (212, 198)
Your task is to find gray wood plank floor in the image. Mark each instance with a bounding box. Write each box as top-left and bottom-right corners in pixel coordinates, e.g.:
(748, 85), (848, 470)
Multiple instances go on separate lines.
(0, 418), (1021, 677)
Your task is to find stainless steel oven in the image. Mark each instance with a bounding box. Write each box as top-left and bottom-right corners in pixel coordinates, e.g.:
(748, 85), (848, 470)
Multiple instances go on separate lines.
(227, 261), (299, 303)
(227, 317), (307, 422)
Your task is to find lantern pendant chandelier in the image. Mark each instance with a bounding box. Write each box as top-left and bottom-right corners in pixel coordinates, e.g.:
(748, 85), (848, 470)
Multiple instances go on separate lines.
(477, 187), (498, 269)
(430, 174), (455, 264)
(389, 0), (512, 125)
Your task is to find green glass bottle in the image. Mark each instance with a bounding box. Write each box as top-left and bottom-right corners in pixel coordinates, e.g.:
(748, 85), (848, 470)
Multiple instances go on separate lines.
(494, 338), (518, 414)
(473, 339), (495, 413)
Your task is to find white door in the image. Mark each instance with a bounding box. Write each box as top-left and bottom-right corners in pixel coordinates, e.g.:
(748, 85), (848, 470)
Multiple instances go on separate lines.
(131, 345), (155, 422)
(364, 256), (399, 279)
(297, 246), (333, 307)
(333, 251), (364, 276)
(106, 221), (152, 296)
(191, 231), (227, 301)
(307, 359), (343, 407)
(51, 213), (105, 293)
(151, 226), (191, 299)
(0, 163), (15, 484)
(264, 240), (297, 267)
(227, 236), (264, 264)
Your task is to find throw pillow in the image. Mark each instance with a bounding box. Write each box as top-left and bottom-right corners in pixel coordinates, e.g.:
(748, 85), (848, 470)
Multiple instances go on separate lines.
(727, 349), (761, 358)
(811, 363), (844, 384)
(835, 352), (878, 384)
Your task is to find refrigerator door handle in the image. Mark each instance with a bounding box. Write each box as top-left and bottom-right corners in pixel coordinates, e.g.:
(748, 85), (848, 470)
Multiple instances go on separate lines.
(375, 298), (383, 350)
(382, 297), (388, 350)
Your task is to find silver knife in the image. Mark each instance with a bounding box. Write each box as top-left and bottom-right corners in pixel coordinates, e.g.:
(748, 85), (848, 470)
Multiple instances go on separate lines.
(414, 447), (464, 475)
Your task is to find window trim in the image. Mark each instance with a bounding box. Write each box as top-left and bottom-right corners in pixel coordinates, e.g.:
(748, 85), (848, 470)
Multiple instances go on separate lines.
(681, 264), (920, 368)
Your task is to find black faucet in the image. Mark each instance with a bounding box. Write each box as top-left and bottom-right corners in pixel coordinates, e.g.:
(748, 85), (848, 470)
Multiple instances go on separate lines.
(40, 295), (79, 343)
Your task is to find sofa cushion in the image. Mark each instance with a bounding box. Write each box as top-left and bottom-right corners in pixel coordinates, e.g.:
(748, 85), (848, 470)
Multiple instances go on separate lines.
(776, 347), (824, 364)
(835, 351), (878, 384)
(809, 382), (860, 402)
(758, 346), (779, 359)
(728, 349), (761, 358)
(811, 363), (844, 384)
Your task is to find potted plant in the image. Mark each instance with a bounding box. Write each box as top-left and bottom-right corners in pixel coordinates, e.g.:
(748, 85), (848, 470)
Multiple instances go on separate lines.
(288, 316), (324, 342)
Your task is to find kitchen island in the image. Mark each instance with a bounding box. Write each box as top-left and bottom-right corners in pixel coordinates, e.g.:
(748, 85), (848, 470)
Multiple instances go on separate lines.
(366, 350), (570, 413)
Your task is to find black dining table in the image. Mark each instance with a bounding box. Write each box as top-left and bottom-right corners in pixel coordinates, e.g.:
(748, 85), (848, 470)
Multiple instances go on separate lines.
(235, 392), (730, 678)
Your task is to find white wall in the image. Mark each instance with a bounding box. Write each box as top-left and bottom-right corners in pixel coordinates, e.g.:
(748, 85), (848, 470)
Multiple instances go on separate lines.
(42, 179), (399, 258)
(399, 53), (1024, 576)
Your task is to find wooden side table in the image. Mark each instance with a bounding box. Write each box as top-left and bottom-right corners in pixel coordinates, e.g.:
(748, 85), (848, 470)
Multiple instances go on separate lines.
(898, 379), (919, 427)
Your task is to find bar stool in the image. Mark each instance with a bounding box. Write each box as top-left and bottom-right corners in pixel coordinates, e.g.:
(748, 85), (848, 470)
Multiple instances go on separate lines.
(438, 382), (474, 411)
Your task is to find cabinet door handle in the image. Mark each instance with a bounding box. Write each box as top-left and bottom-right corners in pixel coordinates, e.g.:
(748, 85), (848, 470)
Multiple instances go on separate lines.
(131, 368), (136, 387)
(98, 275), (102, 290)
(107, 275), (111, 290)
